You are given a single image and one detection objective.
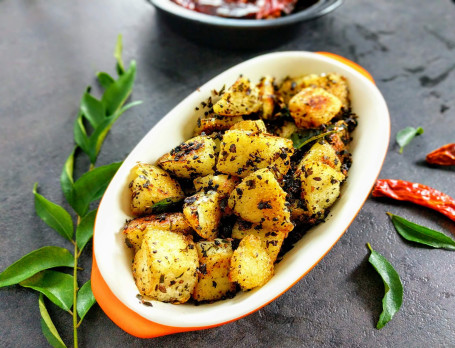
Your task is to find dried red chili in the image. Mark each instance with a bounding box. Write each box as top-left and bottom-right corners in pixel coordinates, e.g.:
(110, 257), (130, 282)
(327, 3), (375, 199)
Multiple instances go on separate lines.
(372, 179), (455, 222)
(426, 143), (455, 166)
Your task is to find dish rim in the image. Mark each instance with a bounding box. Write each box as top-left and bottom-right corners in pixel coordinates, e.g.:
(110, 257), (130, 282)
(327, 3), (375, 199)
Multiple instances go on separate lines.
(93, 51), (390, 328)
(147, 0), (343, 28)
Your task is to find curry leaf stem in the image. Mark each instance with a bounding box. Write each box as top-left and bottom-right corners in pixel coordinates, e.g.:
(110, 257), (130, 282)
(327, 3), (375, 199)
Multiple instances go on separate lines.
(73, 241), (79, 348)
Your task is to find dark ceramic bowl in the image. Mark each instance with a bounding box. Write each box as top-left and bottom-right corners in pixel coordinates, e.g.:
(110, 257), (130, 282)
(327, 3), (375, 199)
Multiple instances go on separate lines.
(147, 0), (343, 49)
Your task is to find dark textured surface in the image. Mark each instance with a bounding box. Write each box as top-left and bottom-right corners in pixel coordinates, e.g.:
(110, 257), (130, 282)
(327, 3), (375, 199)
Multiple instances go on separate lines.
(0, 0), (454, 347)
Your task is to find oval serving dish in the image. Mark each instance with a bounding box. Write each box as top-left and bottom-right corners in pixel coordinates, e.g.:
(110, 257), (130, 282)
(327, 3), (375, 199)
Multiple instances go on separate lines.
(92, 51), (390, 338)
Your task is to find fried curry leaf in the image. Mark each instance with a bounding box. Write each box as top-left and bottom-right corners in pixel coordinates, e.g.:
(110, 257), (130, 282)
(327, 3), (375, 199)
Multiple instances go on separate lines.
(70, 162), (122, 217)
(387, 213), (455, 250)
(291, 123), (345, 149)
(396, 126), (424, 153)
(20, 270), (74, 312)
(33, 183), (74, 242)
(0, 246), (74, 288)
(291, 129), (338, 149)
(39, 294), (67, 348)
(367, 243), (403, 329)
(151, 197), (184, 213)
(291, 128), (321, 148)
(76, 281), (96, 322)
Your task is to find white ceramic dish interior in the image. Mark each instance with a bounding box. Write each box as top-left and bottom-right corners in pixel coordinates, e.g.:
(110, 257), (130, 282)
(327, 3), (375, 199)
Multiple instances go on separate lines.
(94, 51), (390, 328)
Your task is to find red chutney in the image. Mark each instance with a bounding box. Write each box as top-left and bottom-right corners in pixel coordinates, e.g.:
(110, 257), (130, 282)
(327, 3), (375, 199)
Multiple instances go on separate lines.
(171, 0), (317, 19)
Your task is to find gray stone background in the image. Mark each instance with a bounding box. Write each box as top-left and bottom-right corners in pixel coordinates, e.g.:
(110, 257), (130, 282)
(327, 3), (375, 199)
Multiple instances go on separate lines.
(0, 0), (454, 347)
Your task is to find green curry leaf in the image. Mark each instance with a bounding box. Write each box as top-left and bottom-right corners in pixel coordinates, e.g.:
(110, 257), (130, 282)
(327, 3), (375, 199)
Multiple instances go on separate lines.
(33, 184), (74, 242)
(73, 113), (90, 156)
(387, 213), (455, 250)
(60, 147), (76, 205)
(70, 162), (122, 217)
(396, 126), (424, 153)
(367, 243), (403, 329)
(76, 209), (97, 252)
(76, 280), (96, 322)
(87, 100), (142, 164)
(96, 72), (115, 89)
(0, 246), (74, 288)
(80, 92), (106, 129)
(39, 294), (67, 348)
(101, 60), (137, 116)
(114, 34), (125, 76)
(21, 270), (74, 312)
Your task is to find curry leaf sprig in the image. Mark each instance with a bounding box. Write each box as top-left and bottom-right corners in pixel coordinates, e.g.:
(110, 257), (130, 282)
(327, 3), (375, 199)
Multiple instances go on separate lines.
(0, 35), (140, 348)
(367, 243), (403, 329)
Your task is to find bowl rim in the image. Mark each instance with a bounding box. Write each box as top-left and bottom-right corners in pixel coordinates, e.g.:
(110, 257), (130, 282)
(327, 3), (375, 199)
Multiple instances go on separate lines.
(93, 51), (390, 329)
(147, 0), (343, 28)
